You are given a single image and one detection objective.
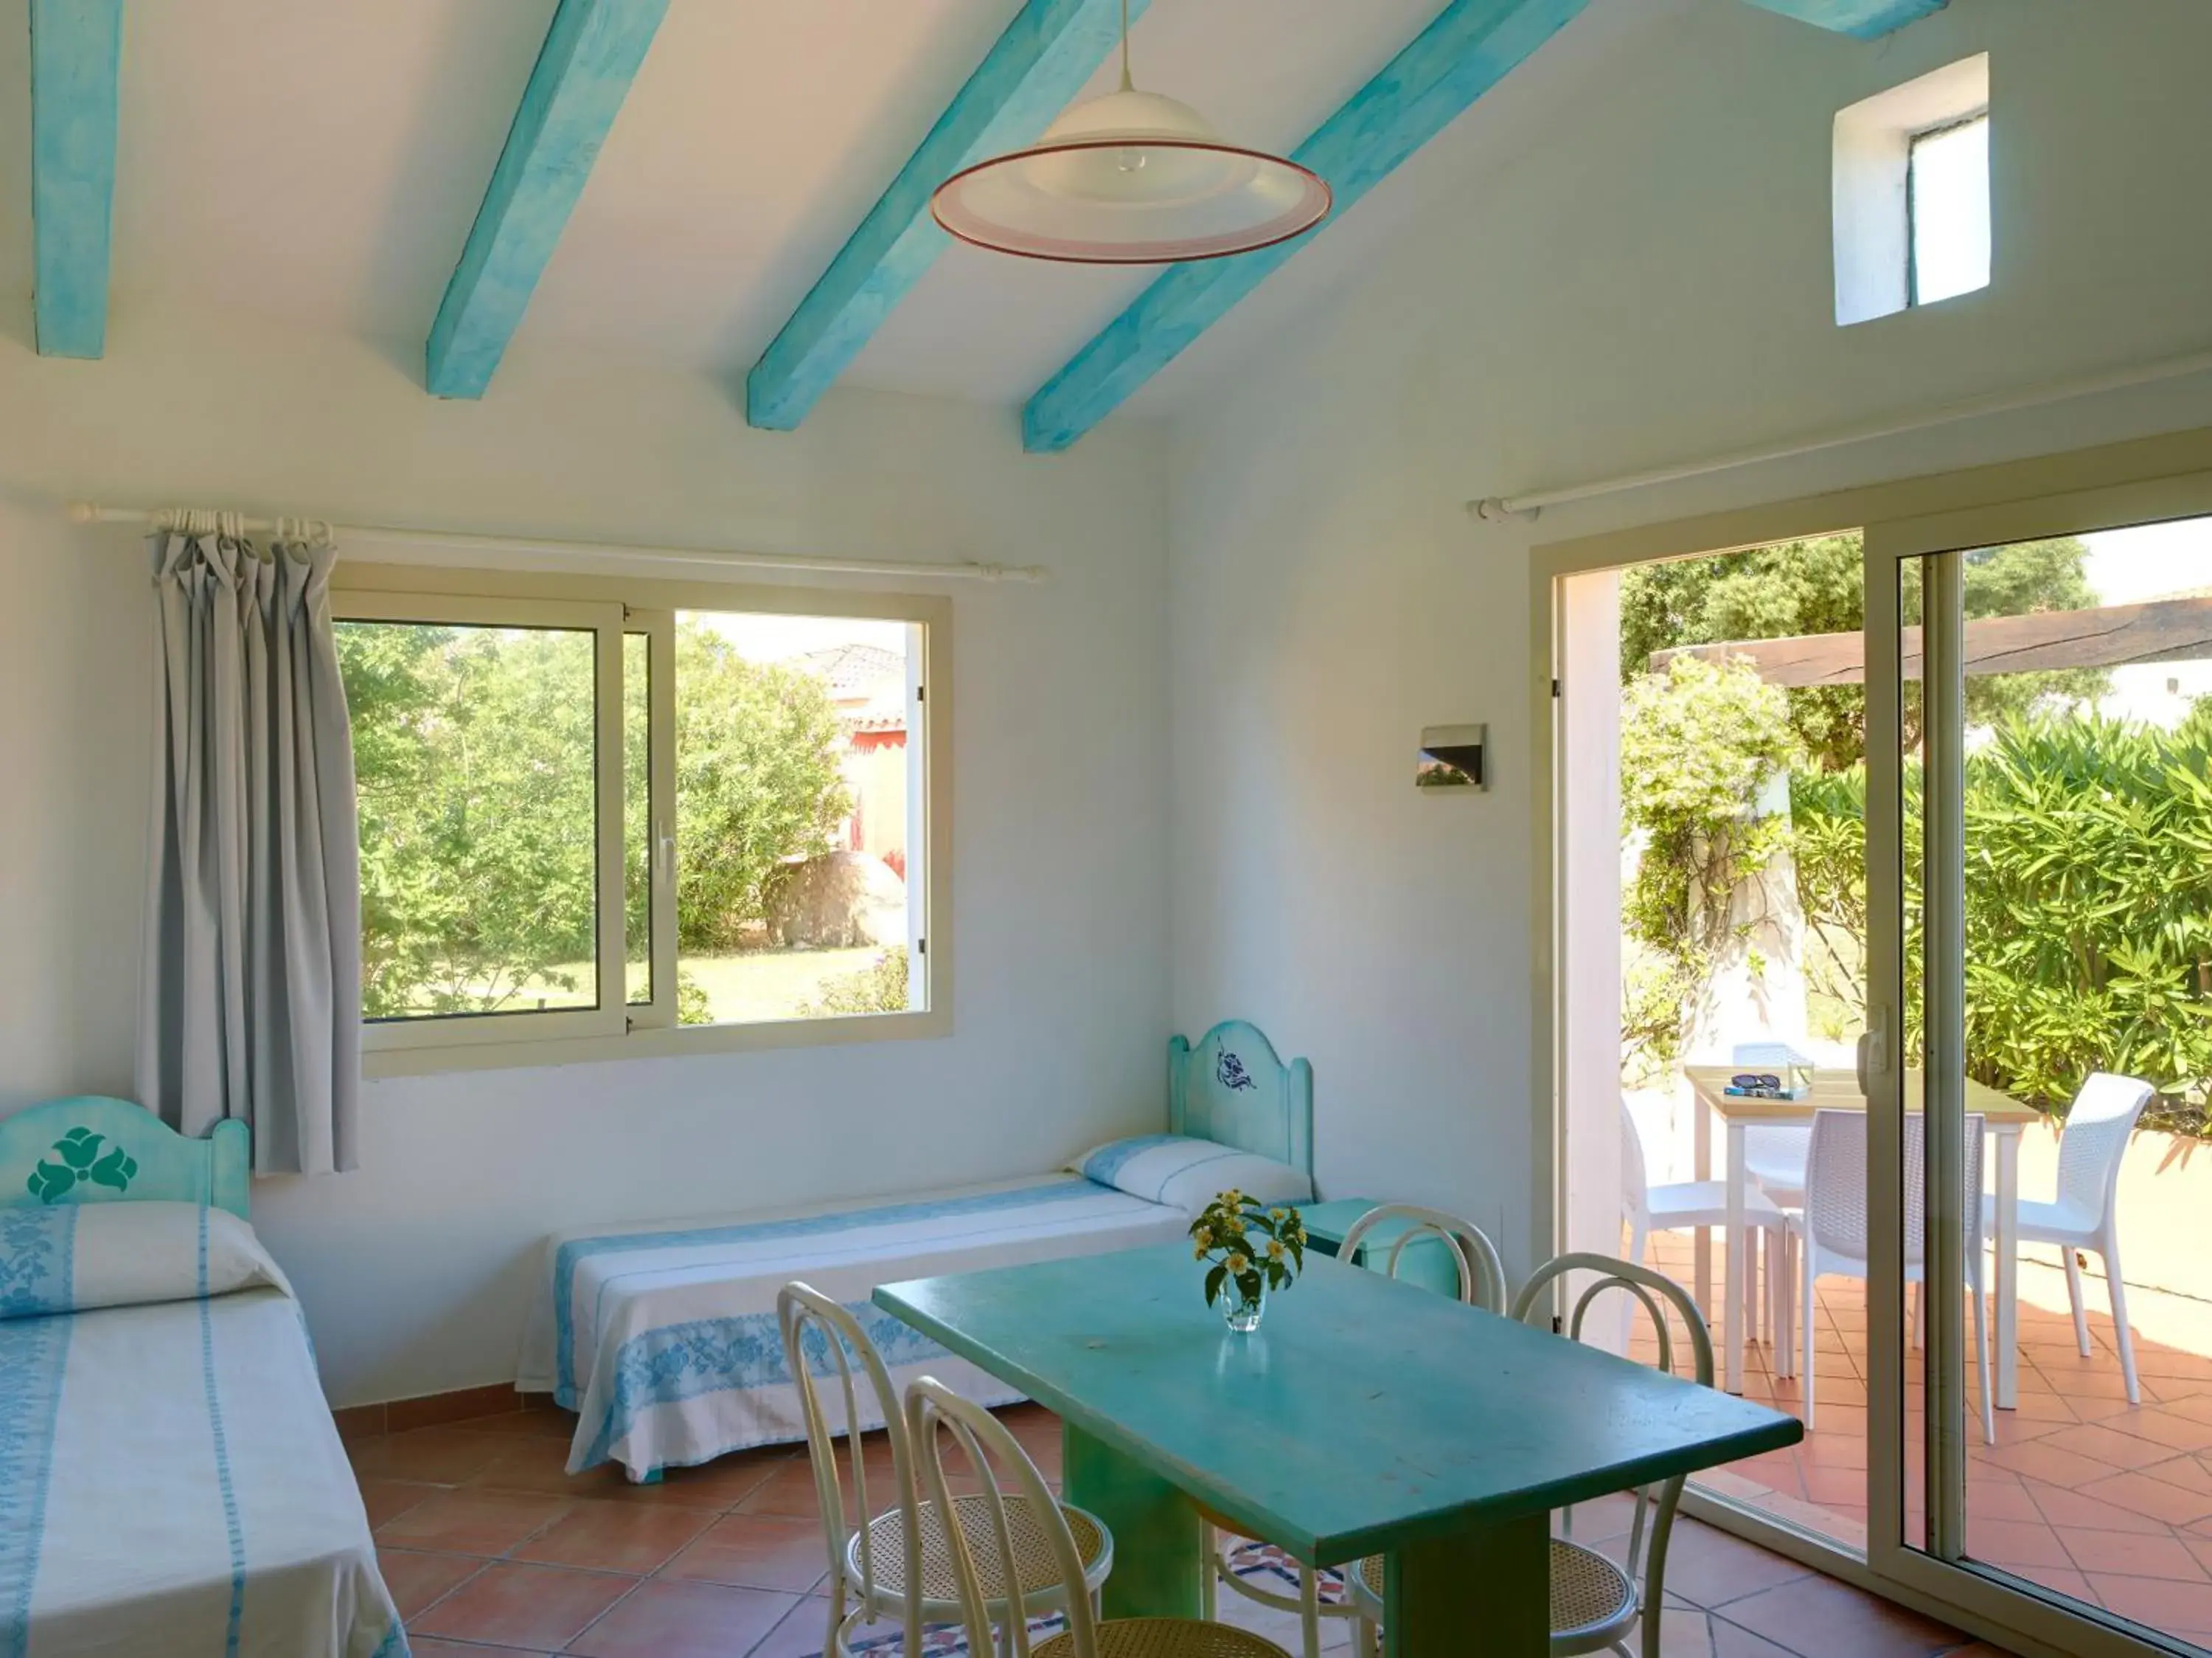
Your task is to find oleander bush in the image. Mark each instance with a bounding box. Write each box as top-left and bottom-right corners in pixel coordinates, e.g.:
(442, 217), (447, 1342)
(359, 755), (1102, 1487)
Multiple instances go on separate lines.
(1789, 707), (2212, 1135)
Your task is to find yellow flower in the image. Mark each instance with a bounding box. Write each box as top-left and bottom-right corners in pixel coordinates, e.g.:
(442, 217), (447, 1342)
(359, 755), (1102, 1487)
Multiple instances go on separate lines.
(1267, 1239), (1285, 1260)
(1269, 1207), (1287, 1222)
(1194, 1226), (1212, 1248)
(1194, 1241), (1209, 1260)
(1227, 1252), (1249, 1274)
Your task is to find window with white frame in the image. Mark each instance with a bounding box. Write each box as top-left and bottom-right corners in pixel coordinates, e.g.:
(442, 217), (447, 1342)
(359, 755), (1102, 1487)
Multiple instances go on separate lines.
(333, 574), (943, 1069)
(1833, 54), (1990, 325)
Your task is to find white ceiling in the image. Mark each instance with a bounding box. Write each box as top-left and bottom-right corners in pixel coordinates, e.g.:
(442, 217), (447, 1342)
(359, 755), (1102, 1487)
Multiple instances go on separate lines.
(0, 0), (1694, 420)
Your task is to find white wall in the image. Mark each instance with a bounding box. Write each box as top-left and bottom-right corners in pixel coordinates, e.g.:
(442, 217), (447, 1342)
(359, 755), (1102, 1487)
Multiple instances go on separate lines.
(1163, 0), (2212, 1274)
(0, 305), (1169, 1404)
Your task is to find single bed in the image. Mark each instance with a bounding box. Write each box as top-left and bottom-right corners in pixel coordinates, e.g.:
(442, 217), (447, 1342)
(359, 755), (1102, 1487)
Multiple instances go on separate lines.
(517, 1019), (1315, 1482)
(0, 1097), (406, 1658)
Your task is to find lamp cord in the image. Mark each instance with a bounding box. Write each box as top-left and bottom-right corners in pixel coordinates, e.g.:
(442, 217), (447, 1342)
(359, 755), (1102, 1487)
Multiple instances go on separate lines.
(1119, 0), (1132, 90)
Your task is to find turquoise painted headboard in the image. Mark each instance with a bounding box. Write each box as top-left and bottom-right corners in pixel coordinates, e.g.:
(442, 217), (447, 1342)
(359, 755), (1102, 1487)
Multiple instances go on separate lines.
(0, 1097), (250, 1220)
(1169, 1021), (1313, 1179)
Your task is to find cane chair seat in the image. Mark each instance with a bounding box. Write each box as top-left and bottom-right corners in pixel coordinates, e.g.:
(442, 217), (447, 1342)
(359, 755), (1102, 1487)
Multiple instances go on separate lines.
(1034, 1618), (1294, 1658)
(1356, 1539), (1637, 1649)
(850, 1494), (1110, 1605)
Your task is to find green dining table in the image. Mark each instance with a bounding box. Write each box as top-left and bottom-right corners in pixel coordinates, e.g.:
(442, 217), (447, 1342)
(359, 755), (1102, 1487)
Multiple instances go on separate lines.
(876, 1244), (1803, 1658)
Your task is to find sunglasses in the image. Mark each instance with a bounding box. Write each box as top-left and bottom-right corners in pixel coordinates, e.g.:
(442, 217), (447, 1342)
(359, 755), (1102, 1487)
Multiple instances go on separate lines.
(1731, 1073), (1783, 1090)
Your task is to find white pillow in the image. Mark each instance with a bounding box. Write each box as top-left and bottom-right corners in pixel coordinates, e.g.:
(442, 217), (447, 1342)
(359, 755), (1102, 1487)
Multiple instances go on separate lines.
(0, 1202), (292, 1320)
(1071, 1134), (1312, 1216)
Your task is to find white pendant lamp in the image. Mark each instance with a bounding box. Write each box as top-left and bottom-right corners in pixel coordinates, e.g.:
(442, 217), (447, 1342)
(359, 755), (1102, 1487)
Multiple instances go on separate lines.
(931, 0), (1330, 265)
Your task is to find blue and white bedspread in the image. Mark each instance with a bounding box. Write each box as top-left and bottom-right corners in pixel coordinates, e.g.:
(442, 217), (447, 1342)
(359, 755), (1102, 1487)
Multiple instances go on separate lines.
(517, 1173), (1189, 1482)
(0, 1206), (404, 1657)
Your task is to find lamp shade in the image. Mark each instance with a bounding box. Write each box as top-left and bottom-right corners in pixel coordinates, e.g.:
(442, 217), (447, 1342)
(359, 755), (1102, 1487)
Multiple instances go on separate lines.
(931, 87), (1331, 264)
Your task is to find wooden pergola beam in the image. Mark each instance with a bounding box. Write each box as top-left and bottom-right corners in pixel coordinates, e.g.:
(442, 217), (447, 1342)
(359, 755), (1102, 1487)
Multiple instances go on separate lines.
(1649, 594), (2212, 687)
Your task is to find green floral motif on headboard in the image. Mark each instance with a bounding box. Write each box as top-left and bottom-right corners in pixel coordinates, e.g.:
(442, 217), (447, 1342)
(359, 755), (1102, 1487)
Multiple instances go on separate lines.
(27, 1128), (139, 1204)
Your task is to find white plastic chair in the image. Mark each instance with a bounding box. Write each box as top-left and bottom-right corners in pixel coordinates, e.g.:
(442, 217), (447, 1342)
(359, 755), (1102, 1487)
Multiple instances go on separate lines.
(1980, 1072), (2154, 1405)
(908, 1375), (1293, 1658)
(1621, 1101), (1791, 1354)
(1347, 1252), (1711, 1658)
(1792, 1111), (1994, 1443)
(1200, 1204), (1508, 1658)
(777, 1283), (1113, 1657)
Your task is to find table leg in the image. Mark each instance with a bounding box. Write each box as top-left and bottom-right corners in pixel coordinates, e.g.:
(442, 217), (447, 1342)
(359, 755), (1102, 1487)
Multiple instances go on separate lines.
(1694, 1098), (1713, 1321)
(1062, 1423), (1202, 1619)
(1994, 1125), (2020, 1411)
(1725, 1120), (1747, 1395)
(1385, 1510), (1548, 1658)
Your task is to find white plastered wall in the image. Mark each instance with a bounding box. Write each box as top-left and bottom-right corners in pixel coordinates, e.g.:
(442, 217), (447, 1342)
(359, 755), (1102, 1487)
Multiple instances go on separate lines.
(0, 306), (1170, 1403)
(1163, 0), (2212, 1277)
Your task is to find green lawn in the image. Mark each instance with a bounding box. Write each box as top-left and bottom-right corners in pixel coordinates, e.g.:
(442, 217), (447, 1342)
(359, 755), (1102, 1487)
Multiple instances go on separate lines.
(673, 946), (888, 1024)
(386, 945), (896, 1024)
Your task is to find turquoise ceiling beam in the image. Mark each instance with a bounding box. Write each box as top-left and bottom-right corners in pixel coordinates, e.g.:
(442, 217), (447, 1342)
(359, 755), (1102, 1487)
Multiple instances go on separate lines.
(29, 0), (125, 359)
(1022, 0), (1587, 454)
(1739, 1), (1947, 40)
(746, 0), (1154, 433)
(426, 0), (669, 398)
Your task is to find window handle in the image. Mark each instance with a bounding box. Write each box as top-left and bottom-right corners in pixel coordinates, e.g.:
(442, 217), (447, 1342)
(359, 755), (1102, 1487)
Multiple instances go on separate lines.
(655, 821), (674, 884)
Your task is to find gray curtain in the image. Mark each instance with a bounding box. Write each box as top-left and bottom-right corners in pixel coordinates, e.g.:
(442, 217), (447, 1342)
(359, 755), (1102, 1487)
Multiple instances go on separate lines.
(136, 528), (362, 1174)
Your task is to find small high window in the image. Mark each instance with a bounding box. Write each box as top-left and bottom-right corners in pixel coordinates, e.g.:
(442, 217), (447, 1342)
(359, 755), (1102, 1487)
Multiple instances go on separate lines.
(1907, 111), (1990, 307)
(1833, 55), (1990, 325)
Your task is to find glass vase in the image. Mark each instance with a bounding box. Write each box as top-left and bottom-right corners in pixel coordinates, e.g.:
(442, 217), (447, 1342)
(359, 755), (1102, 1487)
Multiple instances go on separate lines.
(1215, 1276), (1267, 1333)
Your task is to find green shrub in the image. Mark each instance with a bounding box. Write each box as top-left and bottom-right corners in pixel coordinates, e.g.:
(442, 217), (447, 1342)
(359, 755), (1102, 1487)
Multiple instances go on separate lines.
(798, 947), (909, 1019)
(1790, 708), (2212, 1134)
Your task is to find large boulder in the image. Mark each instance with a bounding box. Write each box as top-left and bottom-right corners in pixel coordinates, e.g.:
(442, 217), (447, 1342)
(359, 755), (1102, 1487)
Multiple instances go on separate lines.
(765, 851), (907, 948)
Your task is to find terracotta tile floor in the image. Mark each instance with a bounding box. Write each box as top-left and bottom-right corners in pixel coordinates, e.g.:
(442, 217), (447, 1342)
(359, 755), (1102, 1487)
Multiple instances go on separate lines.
(1635, 1229), (2212, 1647)
(348, 1398), (2008, 1657)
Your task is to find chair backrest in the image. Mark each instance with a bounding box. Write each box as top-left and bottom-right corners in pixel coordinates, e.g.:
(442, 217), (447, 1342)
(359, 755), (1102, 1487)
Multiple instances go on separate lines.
(1338, 1203), (1509, 1312)
(2054, 1073), (2154, 1226)
(1620, 1100), (1652, 1227)
(776, 1282), (911, 1609)
(907, 1376), (1096, 1658)
(1510, 1252), (1710, 1658)
(1803, 1111), (1986, 1266)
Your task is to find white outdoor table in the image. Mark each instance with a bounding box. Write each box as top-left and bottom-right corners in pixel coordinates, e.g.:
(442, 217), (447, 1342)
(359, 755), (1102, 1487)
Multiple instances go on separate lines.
(1680, 1066), (2034, 1409)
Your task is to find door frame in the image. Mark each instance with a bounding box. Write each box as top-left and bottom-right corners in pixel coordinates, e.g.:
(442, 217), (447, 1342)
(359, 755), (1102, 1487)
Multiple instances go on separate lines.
(1528, 425), (2212, 1658)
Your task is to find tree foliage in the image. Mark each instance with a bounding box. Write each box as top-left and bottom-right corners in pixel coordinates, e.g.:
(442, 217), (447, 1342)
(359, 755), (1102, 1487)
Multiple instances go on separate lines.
(339, 618), (851, 1019)
(342, 622), (598, 1018)
(1618, 656), (1801, 1069)
(1620, 533), (2104, 770)
(670, 625), (849, 952)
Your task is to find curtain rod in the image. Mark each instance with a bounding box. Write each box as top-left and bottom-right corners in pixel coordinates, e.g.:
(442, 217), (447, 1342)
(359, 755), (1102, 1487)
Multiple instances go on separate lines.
(1466, 344), (2212, 526)
(66, 502), (1046, 584)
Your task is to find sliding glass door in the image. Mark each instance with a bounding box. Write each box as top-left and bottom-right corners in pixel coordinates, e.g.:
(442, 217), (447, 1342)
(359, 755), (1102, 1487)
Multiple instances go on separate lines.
(1864, 476), (2212, 1657)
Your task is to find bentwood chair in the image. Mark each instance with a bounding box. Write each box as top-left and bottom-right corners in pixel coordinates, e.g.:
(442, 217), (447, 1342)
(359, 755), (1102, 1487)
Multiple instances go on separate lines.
(908, 1376), (1293, 1658)
(776, 1283), (1114, 1657)
(1347, 1252), (1710, 1658)
(1200, 1205), (1509, 1658)
(1980, 1072), (2154, 1404)
(1792, 1111), (1994, 1443)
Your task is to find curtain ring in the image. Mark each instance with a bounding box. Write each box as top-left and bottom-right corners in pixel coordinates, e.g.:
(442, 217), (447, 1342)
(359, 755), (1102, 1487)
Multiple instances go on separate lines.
(218, 509), (243, 541)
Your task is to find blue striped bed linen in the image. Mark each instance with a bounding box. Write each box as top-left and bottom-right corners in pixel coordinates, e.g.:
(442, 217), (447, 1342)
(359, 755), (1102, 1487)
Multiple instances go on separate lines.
(0, 1206), (404, 1657)
(516, 1173), (1190, 1482)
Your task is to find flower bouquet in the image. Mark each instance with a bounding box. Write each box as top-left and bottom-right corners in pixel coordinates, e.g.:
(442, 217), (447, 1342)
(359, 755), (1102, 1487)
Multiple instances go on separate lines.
(1190, 1189), (1306, 1332)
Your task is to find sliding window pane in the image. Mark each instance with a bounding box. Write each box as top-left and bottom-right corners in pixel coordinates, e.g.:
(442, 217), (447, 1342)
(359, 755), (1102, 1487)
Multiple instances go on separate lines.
(673, 611), (919, 1025)
(337, 620), (599, 1020)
